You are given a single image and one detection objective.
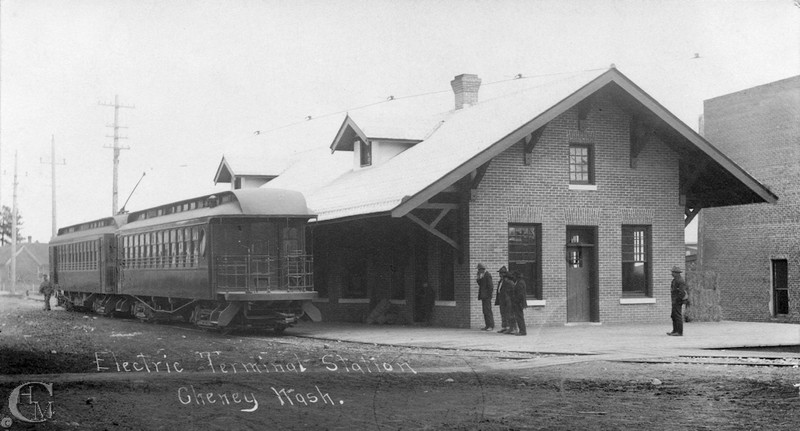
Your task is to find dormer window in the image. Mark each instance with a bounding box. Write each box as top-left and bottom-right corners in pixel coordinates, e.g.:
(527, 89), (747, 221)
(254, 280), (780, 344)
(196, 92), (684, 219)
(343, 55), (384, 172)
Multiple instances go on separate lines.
(359, 140), (372, 167)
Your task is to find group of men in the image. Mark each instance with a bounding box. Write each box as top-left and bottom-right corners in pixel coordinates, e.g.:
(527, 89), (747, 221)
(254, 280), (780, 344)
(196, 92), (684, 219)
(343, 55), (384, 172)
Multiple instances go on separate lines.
(476, 264), (527, 336)
(477, 263), (691, 337)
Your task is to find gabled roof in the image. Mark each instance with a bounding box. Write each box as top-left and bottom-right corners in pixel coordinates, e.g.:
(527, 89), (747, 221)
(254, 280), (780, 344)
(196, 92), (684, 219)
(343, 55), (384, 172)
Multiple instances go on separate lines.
(329, 113), (441, 152)
(213, 115), (347, 184)
(0, 243), (49, 267)
(253, 68), (776, 222)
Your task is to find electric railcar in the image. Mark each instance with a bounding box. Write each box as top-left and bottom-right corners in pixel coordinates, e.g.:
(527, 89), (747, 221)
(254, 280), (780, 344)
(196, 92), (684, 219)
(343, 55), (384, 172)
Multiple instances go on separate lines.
(50, 188), (319, 332)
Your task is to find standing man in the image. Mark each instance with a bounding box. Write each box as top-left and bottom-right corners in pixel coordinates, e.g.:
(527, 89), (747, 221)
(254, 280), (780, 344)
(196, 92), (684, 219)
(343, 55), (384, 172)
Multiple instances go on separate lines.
(496, 266), (514, 333)
(476, 263), (494, 331)
(510, 271), (528, 336)
(39, 274), (54, 311)
(499, 268), (518, 334)
(667, 266), (689, 336)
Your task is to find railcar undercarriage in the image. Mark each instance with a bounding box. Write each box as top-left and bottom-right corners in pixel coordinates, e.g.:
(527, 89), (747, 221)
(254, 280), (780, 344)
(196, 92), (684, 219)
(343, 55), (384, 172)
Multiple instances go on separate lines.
(57, 290), (317, 333)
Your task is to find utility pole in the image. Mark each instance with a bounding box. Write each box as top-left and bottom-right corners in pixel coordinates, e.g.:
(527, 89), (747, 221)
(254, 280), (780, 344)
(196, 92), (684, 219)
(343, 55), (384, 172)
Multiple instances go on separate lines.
(99, 95), (134, 215)
(10, 151), (18, 295)
(40, 135), (66, 238)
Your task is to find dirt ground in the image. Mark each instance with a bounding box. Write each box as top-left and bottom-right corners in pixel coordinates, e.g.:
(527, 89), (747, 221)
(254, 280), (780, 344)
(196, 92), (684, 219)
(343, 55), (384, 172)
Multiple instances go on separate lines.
(1, 296), (799, 431)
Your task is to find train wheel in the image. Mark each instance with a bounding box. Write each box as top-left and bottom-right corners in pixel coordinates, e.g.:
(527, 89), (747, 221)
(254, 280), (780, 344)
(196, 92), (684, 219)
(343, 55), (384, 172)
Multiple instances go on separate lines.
(273, 324), (287, 335)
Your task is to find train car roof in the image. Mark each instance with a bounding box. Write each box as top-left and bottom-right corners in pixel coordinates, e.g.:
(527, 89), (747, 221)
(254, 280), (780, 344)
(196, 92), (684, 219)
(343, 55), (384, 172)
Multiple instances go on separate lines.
(118, 188), (315, 232)
(51, 214), (128, 244)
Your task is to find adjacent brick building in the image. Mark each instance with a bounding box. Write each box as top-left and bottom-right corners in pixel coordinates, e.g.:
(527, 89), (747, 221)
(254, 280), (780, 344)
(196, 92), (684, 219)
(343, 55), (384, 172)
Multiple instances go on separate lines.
(699, 75), (799, 322)
(216, 68), (775, 328)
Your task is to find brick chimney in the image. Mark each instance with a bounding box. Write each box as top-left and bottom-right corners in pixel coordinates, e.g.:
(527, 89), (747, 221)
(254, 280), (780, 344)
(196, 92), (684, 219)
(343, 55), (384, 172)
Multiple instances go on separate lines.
(450, 74), (481, 110)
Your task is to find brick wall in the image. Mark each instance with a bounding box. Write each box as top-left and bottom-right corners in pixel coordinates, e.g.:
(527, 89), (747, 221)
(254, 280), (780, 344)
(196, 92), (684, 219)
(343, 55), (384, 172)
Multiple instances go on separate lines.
(700, 76), (800, 322)
(312, 92), (690, 329)
(467, 93), (685, 327)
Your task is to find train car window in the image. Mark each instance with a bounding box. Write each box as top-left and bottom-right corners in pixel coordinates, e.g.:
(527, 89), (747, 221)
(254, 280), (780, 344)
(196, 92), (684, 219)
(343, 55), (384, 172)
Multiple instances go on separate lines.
(186, 228), (194, 267)
(144, 233), (151, 268)
(159, 230), (166, 268)
(177, 228), (185, 267)
(140, 234), (145, 268)
(282, 226), (300, 256)
(136, 234), (141, 268)
(152, 232), (158, 267)
(198, 228), (206, 258)
(169, 229), (176, 268)
(140, 235), (146, 268)
(123, 236), (129, 265)
(250, 222), (273, 255)
(149, 232), (155, 268)
(184, 227), (192, 267)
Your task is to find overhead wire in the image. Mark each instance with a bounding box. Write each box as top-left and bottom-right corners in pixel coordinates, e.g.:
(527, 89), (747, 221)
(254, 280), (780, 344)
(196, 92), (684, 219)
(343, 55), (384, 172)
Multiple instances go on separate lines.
(251, 65), (616, 136)
(249, 54), (704, 138)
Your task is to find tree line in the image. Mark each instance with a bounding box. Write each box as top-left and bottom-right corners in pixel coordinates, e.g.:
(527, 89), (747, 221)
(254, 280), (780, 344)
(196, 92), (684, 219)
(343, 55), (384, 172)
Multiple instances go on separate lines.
(0, 205), (25, 246)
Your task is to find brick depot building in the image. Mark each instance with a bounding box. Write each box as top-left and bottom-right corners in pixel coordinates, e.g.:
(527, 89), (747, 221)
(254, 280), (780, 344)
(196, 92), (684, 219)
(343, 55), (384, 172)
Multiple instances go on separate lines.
(216, 68), (774, 328)
(699, 75), (799, 322)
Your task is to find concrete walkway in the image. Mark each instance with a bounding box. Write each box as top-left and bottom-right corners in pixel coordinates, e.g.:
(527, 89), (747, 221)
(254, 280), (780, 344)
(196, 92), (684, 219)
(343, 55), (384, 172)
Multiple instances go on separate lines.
(291, 320), (800, 368)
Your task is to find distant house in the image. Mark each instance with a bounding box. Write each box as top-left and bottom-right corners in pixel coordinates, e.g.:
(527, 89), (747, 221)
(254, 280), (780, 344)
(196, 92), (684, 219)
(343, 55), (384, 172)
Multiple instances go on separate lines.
(699, 75), (799, 322)
(0, 239), (49, 293)
(216, 68), (774, 328)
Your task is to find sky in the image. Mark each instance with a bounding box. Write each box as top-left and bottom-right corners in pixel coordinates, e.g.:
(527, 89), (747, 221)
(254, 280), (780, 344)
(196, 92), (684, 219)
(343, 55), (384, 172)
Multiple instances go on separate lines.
(1, 0), (798, 243)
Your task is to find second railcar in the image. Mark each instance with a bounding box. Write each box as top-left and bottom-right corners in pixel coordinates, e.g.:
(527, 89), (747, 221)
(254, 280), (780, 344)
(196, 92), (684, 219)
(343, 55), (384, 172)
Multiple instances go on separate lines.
(51, 188), (320, 332)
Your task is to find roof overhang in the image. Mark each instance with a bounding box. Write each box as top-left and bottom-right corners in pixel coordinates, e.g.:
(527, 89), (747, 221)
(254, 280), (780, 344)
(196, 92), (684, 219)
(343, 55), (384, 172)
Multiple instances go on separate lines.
(391, 68), (777, 218)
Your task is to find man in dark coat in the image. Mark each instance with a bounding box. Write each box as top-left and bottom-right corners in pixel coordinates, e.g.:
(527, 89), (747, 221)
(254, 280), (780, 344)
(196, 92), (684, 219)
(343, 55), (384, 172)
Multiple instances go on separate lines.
(39, 274), (54, 311)
(509, 271), (528, 336)
(667, 266), (689, 336)
(476, 263), (494, 330)
(496, 266), (515, 333)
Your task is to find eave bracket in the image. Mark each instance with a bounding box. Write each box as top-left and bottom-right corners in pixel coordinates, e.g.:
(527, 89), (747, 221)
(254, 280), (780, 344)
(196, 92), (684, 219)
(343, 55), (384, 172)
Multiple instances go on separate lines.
(523, 127), (545, 166)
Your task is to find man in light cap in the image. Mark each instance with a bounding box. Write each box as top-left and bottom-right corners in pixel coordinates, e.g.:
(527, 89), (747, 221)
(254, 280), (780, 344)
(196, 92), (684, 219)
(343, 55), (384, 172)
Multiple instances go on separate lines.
(476, 263), (494, 330)
(667, 266), (689, 336)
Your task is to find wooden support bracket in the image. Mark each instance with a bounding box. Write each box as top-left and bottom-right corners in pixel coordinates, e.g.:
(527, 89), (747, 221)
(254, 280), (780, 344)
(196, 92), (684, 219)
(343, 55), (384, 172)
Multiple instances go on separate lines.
(406, 212), (460, 251)
(630, 116), (654, 168)
(577, 97), (593, 132)
(471, 162), (490, 189)
(523, 127), (545, 165)
(685, 207), (701, 227)
(680, 158), (708, 197)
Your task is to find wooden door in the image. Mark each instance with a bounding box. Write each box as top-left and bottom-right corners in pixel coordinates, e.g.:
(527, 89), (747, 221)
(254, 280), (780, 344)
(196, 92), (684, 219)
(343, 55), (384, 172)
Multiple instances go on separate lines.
(566, 227), (596, 322)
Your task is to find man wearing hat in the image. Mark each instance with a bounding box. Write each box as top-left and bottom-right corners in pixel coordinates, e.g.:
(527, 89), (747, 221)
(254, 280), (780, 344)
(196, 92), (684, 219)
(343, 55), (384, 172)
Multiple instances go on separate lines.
(496, 266), (516, 333)
(476, 263), (494, 330)
(510, 271), (528, 336)
(667, 266), (689, 336)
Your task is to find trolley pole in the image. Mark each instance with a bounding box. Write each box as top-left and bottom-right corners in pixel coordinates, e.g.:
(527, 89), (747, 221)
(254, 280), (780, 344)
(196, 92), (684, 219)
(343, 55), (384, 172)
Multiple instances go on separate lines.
(41, 135), (66, 239)
(99, 95), (134, 215)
